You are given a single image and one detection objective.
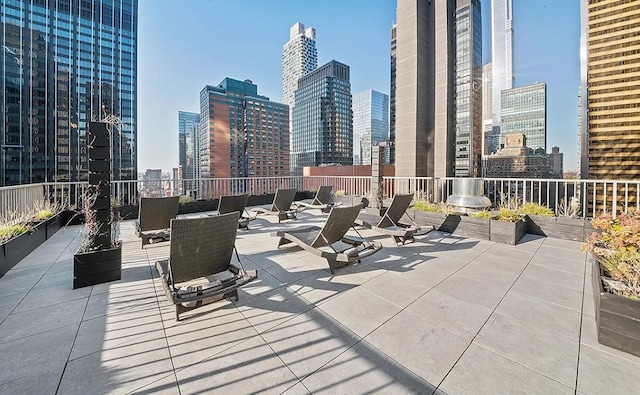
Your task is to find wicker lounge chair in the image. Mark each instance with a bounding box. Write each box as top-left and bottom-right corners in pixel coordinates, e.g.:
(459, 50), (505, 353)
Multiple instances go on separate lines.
(295, 185), (341, 213)
(251, 188), (300, 222)
(272, 204), (383, 274)
(135, 196), (180, 248)
(156, 212), (258, 321)
(355, 193), (431, 245)
(215, 194), (253, 229)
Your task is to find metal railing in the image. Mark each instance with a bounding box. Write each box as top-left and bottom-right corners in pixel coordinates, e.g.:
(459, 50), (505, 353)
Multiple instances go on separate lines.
(1, 176), (638, 219)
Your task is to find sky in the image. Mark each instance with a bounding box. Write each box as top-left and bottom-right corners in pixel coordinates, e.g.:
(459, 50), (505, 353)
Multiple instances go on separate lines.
(138, 0), (581, 173)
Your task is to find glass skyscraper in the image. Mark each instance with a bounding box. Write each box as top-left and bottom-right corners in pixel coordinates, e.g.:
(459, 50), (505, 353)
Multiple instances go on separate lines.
(178, 111), (199, 194)
(500, 82), (547, 152)
(491, 0), (514, 131)
(0, 0), (137, 186)
(352, 89), (389, 165)
(291, 60), (353, 176)
(454, 0), (482, 177)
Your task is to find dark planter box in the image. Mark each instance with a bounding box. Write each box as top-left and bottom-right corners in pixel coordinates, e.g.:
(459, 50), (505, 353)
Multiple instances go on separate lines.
(526, 215), (585, 241)
(0, 222), (47, 278)
(412, 210), (450, 232)
(490, 218), (527, 245)
(88, 122), (110, 147)
(366, 206), (388, 217)
(118, 205), (138, 220)
(178, 199), (219, 214)
(45, 214), (63, 240)
(592, 259), (640, 358)
(89, 172), (110, 185)
(73, 243), (122, 289)
(295, 191), (315, 201)
(89, 159), (110, 173)
(451, 215), (491, 240)
(62, 210), (84, 226)
(333, 195), (367, 208)
(91, 197), (111, 211)
(89, 146), (110, 160)
(247, 194), (270, 207)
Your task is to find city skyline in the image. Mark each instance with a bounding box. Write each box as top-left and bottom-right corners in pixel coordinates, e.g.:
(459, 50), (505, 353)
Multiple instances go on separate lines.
(138, 0), (580, 173)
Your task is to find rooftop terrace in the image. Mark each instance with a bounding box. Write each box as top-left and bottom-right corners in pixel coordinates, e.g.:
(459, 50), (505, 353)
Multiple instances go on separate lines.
(1, 207), (639, 394)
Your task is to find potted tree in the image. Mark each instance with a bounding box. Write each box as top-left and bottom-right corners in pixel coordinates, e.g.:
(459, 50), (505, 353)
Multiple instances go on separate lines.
(582, 210), (640, 357)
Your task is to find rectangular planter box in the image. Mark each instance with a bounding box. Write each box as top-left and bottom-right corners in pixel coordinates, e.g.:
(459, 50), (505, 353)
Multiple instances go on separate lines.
(246, 194), (270, 207)
(490, 218), (527, 245)
(295, 191), (315, 201)
(74, 243), (122, 289)
(89, 172), (110, 185)
(452, 215), (491, 240)
(91, 197), (111, 211)
(592, 259), (640, 358)
(89, 159), (110, 173)
(0, 221), (47, 278)
(411, 210), (450, 232)
(526, 215), (585, 242)
(177, 199), (219, 214)
(45, 214), (63, 240)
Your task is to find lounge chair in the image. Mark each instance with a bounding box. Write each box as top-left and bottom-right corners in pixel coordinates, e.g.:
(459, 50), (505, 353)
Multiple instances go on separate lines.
(251, 188), (300, 222)
(355, 193), (431, 245)
(156, 212), (258, 321)
(271, 204), (382, 274)
(215, 194), (253, 229)
(295, 185), (341, 213)
(135, 196), (180, 248)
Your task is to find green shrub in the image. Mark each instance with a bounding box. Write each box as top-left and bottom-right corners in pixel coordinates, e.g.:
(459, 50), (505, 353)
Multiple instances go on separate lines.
(0, 224), (29, 243)
(519, 202), (554, 216)
(178, 195), (195, 204)
(412, 201), (440, 213)
(35, 209), (55, 221)
(496, 209), (521, 222)
(334, 190), (346, 196)
(472, 210), (492, 219)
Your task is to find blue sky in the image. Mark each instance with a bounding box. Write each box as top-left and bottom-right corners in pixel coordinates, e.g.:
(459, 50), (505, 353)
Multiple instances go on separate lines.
(138, 0), (580, 173)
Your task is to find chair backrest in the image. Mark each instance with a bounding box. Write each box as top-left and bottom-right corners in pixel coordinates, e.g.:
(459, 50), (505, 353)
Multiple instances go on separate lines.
(218, 194), (248, 215)
(379, 193), (414, 228)
(168, 212), (240, 284)
(138, 196), (180, 232)
(311, 204), (362, 247)
(313, 185), (334, 205)
(271, 188), (297, 212)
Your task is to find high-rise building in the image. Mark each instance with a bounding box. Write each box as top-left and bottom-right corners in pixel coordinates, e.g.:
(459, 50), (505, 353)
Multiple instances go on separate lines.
(389, 24), (397, 165)
(291, 61), (353, 176)
(199, 78), (289, 179)
(482, 63), (498, 155)
(178, 111), (200, 182)
(483, 133), (559, 179)
(500, 82), (547, 152)
(578, 0), (589, 179)
(395, 0), (456, 178)
(491, 0), (514, 132)
(584, 0), (640, 181)
(454, 0), (482, 177)
(0, 0), (137, 186)
(282, 22), (317, 112)
(353, 90), (389, 165)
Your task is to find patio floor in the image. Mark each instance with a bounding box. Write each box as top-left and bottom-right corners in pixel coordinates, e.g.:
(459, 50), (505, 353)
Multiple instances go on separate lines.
(1, 208), (639, 394)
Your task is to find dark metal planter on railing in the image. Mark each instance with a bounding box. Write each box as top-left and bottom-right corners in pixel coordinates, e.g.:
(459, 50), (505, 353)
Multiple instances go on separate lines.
(592, 258), (640, 358)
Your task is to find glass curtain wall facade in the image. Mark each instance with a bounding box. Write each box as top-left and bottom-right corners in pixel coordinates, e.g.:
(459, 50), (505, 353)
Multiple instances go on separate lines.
(454, 0), (482, 177)
(353, 89), (389, 165)
(500, 82), (547, 152)
(291, 61), (353, 176)
(0, 0), (137, 186)
(491, 0), (514, 132)
(178, 111), (200, 186)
